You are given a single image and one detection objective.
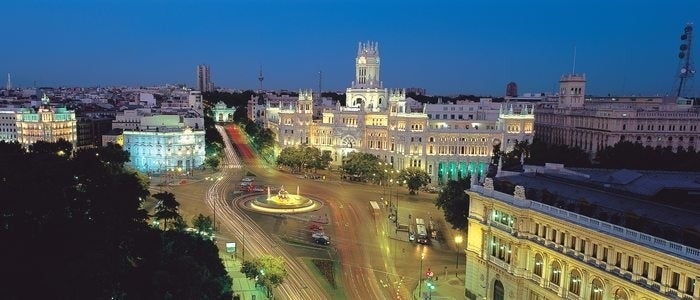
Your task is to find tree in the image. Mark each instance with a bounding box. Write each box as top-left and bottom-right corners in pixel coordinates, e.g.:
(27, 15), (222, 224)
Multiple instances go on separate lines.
(205, 155), (221, 170)
(0, 142), (232, 299)
(153, 191), (181, 230)
(398, 167), (430, 195)
(28, 138), (73, 156)
(434, 178), (471, 230)
(342, 152), (383, 182)
(240, 255), (288, 298)
(192, 214), (214, 236)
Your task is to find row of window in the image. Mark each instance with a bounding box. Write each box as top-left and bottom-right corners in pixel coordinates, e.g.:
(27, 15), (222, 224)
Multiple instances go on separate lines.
(532, 222), (696, 295)
(428, 114), (475, 120)
(631, 124), (699, 132)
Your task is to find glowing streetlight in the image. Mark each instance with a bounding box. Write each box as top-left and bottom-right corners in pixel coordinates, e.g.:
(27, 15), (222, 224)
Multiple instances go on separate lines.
(455, 235), (463, 272)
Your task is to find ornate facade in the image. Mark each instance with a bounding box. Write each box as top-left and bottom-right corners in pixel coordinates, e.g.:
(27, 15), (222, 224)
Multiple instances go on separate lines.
(212, 101), (235, 123)
(263, 41), (535, 184)
(463, 179), (699, 300)
(15, 94), (77, 149)
(535, 74), (700, 157)
(122, 115), (205, 174)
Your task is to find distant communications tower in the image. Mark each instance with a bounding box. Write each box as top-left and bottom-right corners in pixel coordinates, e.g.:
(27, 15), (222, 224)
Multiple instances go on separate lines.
(676, 23), (695, 98)
(258, 66), (264, 93)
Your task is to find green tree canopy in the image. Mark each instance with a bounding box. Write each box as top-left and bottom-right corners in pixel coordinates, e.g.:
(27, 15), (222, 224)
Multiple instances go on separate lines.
(342, 152), (384, 182)
(398, 167), (430, 194)
(153, 191), (181, 230)
(0, 142), (231, 299)
(240, 255), (288, 297)
(192, 213), (214, 236)
(434, 178), (471, 230)
(276, 145), (332, 173)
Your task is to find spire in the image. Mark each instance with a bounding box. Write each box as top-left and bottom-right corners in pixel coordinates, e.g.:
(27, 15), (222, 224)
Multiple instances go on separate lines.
(6, 73), (11, 91)
(258, 66), (264, 92)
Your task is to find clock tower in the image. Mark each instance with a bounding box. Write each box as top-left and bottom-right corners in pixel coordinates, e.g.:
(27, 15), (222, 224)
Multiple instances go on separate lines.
(346, 41), (390, 111)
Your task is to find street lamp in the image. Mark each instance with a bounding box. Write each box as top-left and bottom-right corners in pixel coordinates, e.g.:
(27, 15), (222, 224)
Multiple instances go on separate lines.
(418, 251), (425, 299)
(455, 235), (463, 277)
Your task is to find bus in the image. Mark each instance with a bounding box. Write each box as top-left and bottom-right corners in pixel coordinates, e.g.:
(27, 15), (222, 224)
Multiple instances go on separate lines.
(415, 218), (429, 244)
(369, 201), (380, 220)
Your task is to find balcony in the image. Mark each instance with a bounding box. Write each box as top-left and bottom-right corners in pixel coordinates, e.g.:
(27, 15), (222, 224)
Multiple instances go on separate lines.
(490, 221), (513, 234)
(488, 256), (513, 273)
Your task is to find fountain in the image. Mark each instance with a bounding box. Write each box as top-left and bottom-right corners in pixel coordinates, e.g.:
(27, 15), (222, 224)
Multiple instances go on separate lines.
(248, 185), (319, 214)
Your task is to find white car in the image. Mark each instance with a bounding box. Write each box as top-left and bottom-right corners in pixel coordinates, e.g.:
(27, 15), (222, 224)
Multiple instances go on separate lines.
(409, 232), (416, 242)
(241, 177), (255, 182)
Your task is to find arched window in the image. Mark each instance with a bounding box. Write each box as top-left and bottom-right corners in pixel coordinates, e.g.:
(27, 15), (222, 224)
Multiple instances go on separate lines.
(534, 254), (543, 276)
(550, 261), (561, 286)
(493, 280), (504, 300)
(613, 288), (628, 300)
(569, 269), (582, 295)
(590, 278), (604, 300)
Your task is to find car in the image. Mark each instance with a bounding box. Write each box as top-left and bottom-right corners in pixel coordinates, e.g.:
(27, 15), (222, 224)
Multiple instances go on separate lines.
(241, 177), (255, 182)
(314, 237), (330, 245)
(409, 232), (415, 242)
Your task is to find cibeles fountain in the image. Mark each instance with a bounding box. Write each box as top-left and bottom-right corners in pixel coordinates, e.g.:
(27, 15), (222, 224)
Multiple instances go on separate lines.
(248, 185), (320, 213)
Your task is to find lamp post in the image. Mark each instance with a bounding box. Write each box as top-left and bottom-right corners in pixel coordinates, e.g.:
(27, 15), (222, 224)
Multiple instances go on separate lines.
(418, 251), (425, 299)
(455, 235), (463, 277)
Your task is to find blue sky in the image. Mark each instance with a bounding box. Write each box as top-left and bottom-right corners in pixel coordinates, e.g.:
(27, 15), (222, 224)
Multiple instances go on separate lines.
(2, 0), (699, 96)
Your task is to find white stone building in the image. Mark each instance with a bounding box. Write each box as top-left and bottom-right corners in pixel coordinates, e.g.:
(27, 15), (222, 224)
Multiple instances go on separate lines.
(15, 94), (77, 149)
(262, 41), (535, 184)
(535, 74), (700, 157)
(122, 114), (205, 174)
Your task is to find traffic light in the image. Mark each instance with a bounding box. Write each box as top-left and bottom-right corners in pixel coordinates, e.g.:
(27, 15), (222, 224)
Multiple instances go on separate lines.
(426, 281), (435, 290)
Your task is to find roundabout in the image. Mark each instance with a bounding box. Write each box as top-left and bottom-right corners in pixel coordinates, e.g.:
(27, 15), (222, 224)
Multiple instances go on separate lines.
(240, 185), (322, 214)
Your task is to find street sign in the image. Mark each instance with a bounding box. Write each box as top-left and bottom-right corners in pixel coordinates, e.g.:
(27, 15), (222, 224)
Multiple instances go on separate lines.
(226, 242), (236, 253)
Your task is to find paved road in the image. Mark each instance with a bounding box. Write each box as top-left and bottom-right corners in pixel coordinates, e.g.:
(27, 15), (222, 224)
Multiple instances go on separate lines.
(219, 124), (466, 299)
(210, 125), (329, 299)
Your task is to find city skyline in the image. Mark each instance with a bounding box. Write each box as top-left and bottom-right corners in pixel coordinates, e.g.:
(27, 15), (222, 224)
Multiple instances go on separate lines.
(2, 0), (699, 96)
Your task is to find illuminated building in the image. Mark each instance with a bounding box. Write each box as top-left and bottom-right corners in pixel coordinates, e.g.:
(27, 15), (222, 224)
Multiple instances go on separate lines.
(262, 41), (535, 184)
(535, 74), (700, 157)
(0, 108), (20, 142)
(212, 101), (235, 123)
(122, 115), (205, 174)
(15, 94), (77, 149)
(463, 170), (700, 300)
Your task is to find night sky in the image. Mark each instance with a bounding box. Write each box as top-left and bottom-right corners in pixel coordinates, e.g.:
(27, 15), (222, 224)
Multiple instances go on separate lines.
(2, 0), (699, 96)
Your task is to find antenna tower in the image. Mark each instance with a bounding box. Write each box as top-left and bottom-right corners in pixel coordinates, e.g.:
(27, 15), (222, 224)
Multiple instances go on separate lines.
(318, 70), (322, 105)
(676, 23), (696, 98)
(6, 73), (11, 90)
(258, 66), (264, 93)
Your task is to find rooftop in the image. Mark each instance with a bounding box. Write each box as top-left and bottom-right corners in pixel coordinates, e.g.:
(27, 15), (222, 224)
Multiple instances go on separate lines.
(493, 165), (700, 250)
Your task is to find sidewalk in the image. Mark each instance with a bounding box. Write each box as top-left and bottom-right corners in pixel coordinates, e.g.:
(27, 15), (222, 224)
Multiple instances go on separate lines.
(412, 273), (465, 300)
(220, 252), (268, 300)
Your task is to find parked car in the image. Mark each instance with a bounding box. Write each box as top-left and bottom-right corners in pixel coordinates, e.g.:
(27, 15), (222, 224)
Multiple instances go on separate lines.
(409, 232), (415, 242)
(314, 237), (330, 245)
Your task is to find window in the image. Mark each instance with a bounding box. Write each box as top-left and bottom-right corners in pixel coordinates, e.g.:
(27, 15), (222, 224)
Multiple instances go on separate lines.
(592, 244), (598, 258)
(686, 277), (695, 295)
(568, 269), (581, 295)
(626, 256), (634, 272)
(642, 261), (649, 277)
(559, 232), (565, 246)
(570, 236), (577, 249)
(603, 248), (609, 262)
(590, 279), (604, 300)
(615, 252), (622, 267)
(671, 272), (680, 289)
(654, 266), (663, 283)
(533, 254), (543, 276)
(550, 261), (561, 286)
